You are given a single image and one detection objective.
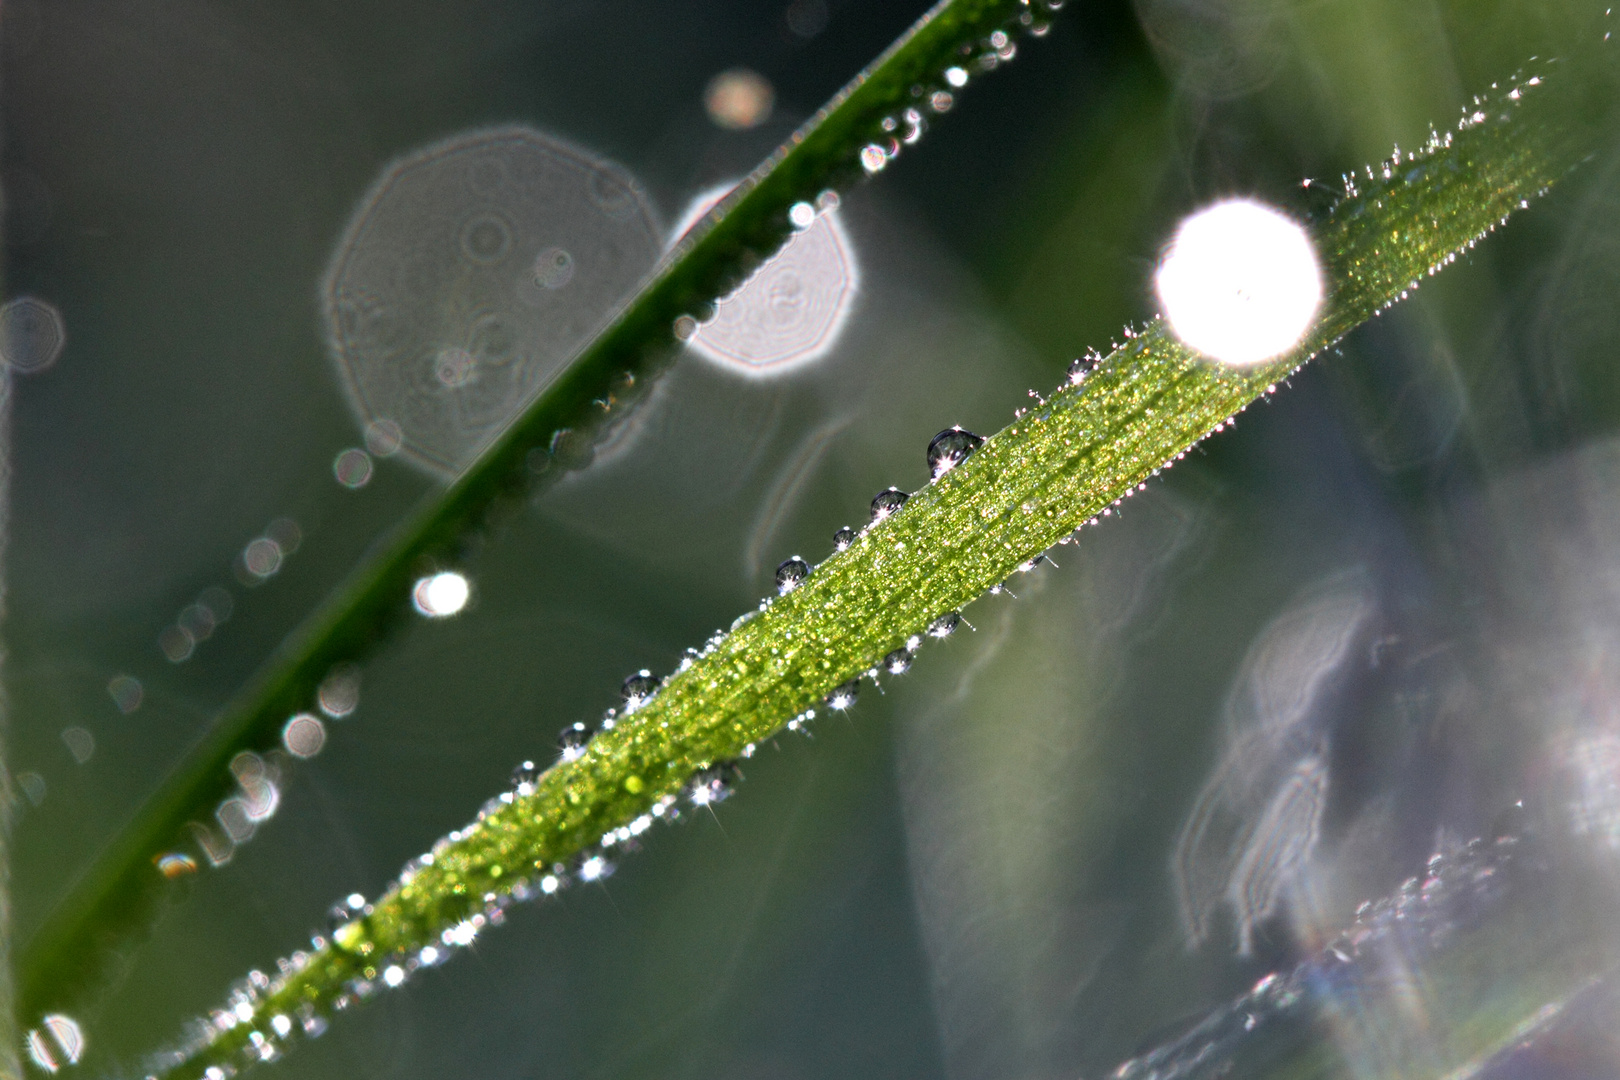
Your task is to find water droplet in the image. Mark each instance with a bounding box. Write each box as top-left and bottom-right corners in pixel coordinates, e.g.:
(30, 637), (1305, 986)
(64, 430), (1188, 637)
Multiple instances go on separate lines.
(382, 964), (407, 988)
(927, 612), (961, 638)
(578, 853), (613, 882)
(412, 571), (471, 617)
(775, 556), (810, 594)
(832, 525), (856, 551)
(511, 759), (539, 789)
(620, 669), (660, 709)
(689, 761), (738, 805)
(929, 89), (955, 113)
(860, 144), (888, 173)
(944, 65), (969, 88)
(241, 536), (284, 580)
(788, 201), (815, 229)
(1067, 353), (1099, 385)
(883, 648), (912, 675)
(870, 487), (909, 522)
(17, 771), (45, 807)
(825, 678), (860, 711)
(926, 426), (984, 478)
(558, 721), (591, 761)
(327, 897), (363, 937)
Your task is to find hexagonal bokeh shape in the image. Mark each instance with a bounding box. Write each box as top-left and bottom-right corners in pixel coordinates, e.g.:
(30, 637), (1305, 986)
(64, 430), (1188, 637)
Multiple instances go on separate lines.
(323, 126), (662, 477)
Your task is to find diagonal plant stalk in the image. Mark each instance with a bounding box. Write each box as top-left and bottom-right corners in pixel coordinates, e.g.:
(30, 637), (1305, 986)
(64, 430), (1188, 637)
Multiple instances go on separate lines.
(17, 0), (1064, 1027)
(142, 40), (1619, 1080)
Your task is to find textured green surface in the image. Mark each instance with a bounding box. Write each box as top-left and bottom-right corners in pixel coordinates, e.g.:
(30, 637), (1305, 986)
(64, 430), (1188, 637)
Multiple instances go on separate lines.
(15, 0), (1060, 1026)
(144, 46), (1616, 1079)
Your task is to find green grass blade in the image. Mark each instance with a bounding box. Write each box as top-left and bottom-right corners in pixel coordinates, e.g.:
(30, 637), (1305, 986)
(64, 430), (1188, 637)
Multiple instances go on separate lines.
(16, 0), (1070, 1031)
(143, 41), (1618, 1080)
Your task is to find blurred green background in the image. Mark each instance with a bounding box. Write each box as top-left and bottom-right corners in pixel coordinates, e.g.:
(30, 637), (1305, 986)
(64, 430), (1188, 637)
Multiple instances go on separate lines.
(8, 0), (1620, 1077)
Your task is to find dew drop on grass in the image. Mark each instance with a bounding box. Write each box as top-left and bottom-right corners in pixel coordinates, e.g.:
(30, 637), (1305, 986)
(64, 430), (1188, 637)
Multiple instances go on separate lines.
(620, 670), (660, 708)
(927, 612), (961, 638)
(332, 448), (373, 489)
(883, 648), (912, 675)
(775, 556), (810, 594)
(557, 721), (591, 761)
(825, 678), (860, 711)
(832, 525), (856, 551)
(1154, 198), (1322, 366)
(870, 487), (908, 522)
(317, 663), (361, 719)
(323, 127), (662, 477)
(926, 426), (983, 478)
(281, 713), (327, 759)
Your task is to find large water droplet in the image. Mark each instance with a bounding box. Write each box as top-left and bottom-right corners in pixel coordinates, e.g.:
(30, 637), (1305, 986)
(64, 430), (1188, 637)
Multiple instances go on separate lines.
(870, 487), (909, 522)
(926, 426), (983, 478)
(689, 761), (739, 805)
(775, 556), (810, 594)
(558, 721), (591, 761)
(832, 525), (856, 551)
(620, 670), (660, 708)
(511, 759), (539, 789)
(883, 648), (912, 675)
(927, 612), (961, 638)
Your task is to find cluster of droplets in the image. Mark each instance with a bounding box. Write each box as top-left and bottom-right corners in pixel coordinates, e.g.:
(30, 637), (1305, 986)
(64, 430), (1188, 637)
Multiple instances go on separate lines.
(1109, 811), (1533, 1080)
(161, 331), (1283, 1078)
(858, 0), (1065, 177)
(1329, 64), (1558, 319)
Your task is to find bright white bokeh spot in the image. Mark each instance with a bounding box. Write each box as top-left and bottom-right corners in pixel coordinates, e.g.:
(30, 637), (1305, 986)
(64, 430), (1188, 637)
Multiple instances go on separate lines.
(671, 183), (857, 376)
(413, 571), (471, 617)
(1154, 198), (1322, 367)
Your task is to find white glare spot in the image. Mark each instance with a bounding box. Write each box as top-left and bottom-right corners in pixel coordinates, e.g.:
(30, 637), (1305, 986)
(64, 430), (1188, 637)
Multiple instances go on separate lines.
(412, 571), (470, 617)
(282, 713), (327, 758)
(270, 1015), (292, 1038)
(579, 855), (611, 881)
(540, 874), (561, 894)
(382, 965), (406, 988)
(944, 66), (969, 88)
(1154, 198), (1323, 367)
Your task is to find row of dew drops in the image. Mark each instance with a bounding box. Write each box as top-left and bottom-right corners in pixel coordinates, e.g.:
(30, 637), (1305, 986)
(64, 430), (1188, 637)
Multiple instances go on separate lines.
(42, 60), (1571, 1071)
(147, 329), (1280, 1079)
(126, 0), (1105, 901)
(50, 14), (1104, 1069)
(856, 0), (1064, 178)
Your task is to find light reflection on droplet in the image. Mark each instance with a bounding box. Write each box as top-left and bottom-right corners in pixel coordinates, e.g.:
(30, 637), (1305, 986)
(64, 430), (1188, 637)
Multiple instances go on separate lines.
(155, 852), (198, 879)
(412, 571), (470, 617)
(61, 726), (94, 764)
(0, 295), (65, 373)
(317, 663), (362, 719)
(178, 602), (216, 643)
(18, 770), (45, 806)
(333, 448), (373, 489)
(107, 673), (143, 714)
(25, 1014), (85, 1073)
(704, 68), (774, 130)
(282, 713), (327, 759)
(1154, 198), (1323, 367)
